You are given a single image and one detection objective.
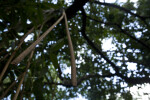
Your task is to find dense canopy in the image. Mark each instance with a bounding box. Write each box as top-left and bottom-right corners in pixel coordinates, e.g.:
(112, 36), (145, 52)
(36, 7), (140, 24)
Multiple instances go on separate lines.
(0, 0), (150, 99)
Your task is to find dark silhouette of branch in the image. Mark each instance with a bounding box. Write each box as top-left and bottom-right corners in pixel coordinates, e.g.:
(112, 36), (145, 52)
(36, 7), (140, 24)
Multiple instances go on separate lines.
(124, 77), (150, 85)
(93, 1), (150, 26)
(65, 0), (89, 19)
(44, 73), (115, 87)
(80, 8), (150, 86)
(81, 7), (120, 74)
(77, 73), (115, 85)
(44, 74), (150, 87)
(87, 16), (150, 50)
(119, 27), (150, 50)
(2, 0), (90, 38)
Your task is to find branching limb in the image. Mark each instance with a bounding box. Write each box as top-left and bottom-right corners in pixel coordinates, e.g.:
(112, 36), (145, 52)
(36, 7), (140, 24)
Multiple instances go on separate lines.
(81, 9), (150, 85)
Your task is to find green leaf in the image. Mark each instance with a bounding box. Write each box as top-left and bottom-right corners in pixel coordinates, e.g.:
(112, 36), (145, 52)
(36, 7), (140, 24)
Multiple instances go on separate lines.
(50, 38), (65, 53)
(49, 53), (59, 69)
(49, 38), (65, 68)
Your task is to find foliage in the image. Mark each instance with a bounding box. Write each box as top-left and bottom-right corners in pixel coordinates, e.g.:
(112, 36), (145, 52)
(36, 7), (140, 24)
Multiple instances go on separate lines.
(0, 0), (150, 99)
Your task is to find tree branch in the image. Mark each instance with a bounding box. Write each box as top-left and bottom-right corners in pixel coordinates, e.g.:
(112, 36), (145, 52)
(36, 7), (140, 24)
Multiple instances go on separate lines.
(77, 73), (115, 85)
(80, 8), (150, 86)
(44, 73), (115, 87)
(87, 16), (150, 50)
(81, 7), (120, 74)
(65, 0), (89, 19)
(45, 73), (150, 87)
(124, 77), (150, 85)
(93, 1), (150, 23)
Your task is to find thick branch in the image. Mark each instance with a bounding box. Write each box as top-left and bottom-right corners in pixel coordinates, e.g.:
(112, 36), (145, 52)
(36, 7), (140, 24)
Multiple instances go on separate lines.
(65, 0), (89, 19)
(124, 77), (150, 85)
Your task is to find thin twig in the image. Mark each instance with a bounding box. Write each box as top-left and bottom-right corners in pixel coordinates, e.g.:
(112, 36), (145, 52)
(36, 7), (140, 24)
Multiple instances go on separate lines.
(0, 25), (43, 99)
(0, 27), (34, 82)
(0, 74), (23, 99)
(13, 24), (43, 100)
(13, 50), (34, 100)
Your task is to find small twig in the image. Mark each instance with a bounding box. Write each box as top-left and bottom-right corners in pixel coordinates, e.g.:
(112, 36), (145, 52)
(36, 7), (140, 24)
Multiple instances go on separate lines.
(19, 83), (25, 100)
(0, 53), (9, 62)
